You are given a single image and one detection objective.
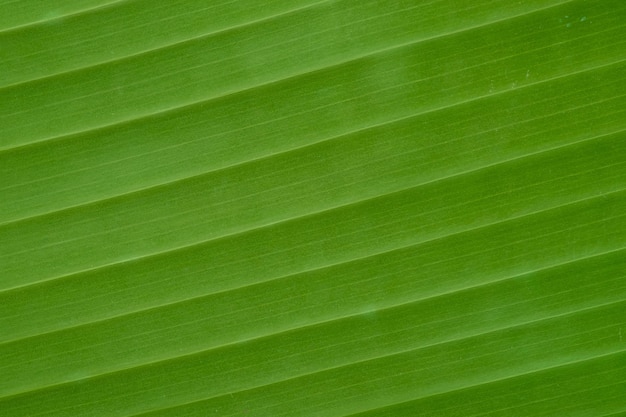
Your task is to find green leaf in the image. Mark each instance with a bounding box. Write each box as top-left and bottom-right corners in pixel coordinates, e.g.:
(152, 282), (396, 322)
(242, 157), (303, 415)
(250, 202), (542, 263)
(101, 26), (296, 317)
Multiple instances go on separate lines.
(1, 0), (625, 416)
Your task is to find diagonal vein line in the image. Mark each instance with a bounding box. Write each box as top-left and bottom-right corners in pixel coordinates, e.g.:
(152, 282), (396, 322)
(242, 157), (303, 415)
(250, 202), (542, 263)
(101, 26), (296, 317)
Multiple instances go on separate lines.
(20, 26), (623, 152)
(246, 339), (626, 417)
(6, 276), (626, 404)
(470, 381), (626, 417)
(2, 212), (625, 348)
(0, 0), (128, 33)
(2, 150), (624, 336)
(2, 55), (624, 230)
(40, 152), (623, 261)
(0, 0), (582, 151)
(128, 359), (626, 416)
(0, 0), (624, 414)
(2, 70), (624, 226)
(19, 29), (622, 167)
(3, 206), (624, 345)
(5, 254), (626, 387)
(0, 0), (336, 72)
(600, 410), (626, 417)
(35, 20), (621, 132)
(0, 0), (335, 86)
(1, 121), (624, 293)
(406, 368), (626, 417)
(0, 0), (438, 90)
(336, 356), (626, 417)
(2, 216), (625, 400)
(2, 187), (620, 356)
(5, 75), (624, 198)
(0, 0), (559, 91)
(24, 300), (625, 415)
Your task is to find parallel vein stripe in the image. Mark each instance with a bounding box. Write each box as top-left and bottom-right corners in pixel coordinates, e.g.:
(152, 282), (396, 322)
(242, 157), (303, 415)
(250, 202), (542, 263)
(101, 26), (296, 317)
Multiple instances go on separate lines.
(3, 222), (623, 371)
(14, 20), (622, 153)
(0, 0), (331, 85)
(24, 302), (624, 415)
(253, 342), (625, 417)
(3, 176), (619, 318)
(601, 411), (626, 417)
(2, 56), (624, 232)
(475, 381), (626, 417)
(0, 0), (127, 33)
(381, 370), (626, 417)
(0, 0), (581, 152)
(0, 0), (567, 92)
(0, 286), (626, 400)
(1, 122), (623, 294)
(2, 237), (624, 400)
(12, 8), (618, 127)
(5, 263), (625, 393)
(2, 76), (623, 226)
(2, 229), (624, 349)
(4, 206), (623, 364)
(5, 75), (621, 197)
(130, 365), (626, 416)
(42, 155), (621, 259)
(1, 156), (620, 332)
(335, 357), (626, 417)
(0, 0), (446, 92)
(6, 132), (619, 268)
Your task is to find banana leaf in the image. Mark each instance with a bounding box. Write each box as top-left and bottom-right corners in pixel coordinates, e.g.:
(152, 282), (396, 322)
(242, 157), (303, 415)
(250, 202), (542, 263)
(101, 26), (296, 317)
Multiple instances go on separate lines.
(1, 0), (625, 415)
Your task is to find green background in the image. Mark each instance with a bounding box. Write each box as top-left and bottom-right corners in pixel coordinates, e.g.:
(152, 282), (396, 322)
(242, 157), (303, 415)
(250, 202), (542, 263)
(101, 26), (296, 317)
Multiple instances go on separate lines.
(1, 0), (625, 415)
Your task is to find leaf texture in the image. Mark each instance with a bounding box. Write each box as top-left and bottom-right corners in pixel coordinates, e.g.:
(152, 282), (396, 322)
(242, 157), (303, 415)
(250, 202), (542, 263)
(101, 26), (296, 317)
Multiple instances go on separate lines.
(0, 0), (625, 416)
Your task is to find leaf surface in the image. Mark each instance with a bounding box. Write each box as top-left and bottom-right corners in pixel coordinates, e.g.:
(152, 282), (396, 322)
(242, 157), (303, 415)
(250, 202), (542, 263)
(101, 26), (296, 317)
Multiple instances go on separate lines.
(1, 0), (625, 416)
